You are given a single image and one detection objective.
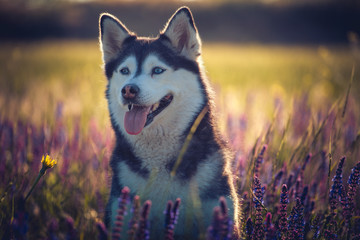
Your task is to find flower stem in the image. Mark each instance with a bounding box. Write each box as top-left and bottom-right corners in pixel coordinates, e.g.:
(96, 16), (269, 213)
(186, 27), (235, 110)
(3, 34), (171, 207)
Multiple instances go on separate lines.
(24, 169), (45, 202)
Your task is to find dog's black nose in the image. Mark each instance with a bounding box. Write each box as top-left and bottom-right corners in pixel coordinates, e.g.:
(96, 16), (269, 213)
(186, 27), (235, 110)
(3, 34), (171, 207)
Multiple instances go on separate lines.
(121, 84), (139, 99)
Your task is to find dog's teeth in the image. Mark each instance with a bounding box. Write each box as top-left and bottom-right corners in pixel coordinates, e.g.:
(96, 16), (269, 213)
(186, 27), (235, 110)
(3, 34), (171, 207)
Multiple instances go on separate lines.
(128, 104), (133, 111)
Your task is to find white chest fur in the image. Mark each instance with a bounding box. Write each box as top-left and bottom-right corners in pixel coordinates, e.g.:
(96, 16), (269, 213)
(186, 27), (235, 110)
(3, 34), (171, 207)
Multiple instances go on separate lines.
(125, 127), (183, 169)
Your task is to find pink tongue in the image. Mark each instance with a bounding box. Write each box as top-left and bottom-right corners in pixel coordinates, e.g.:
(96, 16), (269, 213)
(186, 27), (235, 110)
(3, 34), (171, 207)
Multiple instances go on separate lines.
(124, 106), (151, 135)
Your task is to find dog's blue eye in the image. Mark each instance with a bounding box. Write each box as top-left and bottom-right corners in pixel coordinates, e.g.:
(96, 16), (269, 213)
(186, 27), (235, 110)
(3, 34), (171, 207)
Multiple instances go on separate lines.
(152, 67), (165, 75)
(120, 67), (130, 75)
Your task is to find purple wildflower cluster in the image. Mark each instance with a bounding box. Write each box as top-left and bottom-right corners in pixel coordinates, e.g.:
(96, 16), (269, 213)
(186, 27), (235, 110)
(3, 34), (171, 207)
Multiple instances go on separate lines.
(0, 103), (113, 239)
(112, 187), (130, 239)
(164, 198), (181, 240)
(207, 197), (233, 240)
(253, 176), (265, 239)
(1, 89), (360, 239)
(278, 184), (288, 239)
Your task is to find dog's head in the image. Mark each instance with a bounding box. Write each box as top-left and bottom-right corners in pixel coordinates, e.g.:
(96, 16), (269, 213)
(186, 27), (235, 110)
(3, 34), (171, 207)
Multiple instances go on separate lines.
(99, 7), (209, 137)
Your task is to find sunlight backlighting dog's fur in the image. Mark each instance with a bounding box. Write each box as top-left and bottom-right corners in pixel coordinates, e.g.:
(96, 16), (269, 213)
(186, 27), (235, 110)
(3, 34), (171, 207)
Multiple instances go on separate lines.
(99, 7), (240, 239)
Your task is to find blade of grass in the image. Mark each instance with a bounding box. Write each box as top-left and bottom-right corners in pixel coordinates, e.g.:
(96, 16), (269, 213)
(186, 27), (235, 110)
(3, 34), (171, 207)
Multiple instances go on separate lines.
(171, 106), (209, 178)
(326, 134), (332, 202)
(273, 115), (291, 182)
(342, 64), (354, 119)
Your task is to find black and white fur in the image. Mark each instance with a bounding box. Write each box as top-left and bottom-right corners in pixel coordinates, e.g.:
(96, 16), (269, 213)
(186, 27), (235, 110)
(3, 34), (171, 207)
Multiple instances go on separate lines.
(99, 7), (240, 239)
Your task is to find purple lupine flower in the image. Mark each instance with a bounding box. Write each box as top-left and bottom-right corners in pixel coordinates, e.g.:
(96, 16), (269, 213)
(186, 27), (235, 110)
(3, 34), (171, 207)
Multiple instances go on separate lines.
(0, 120), (14, 184)
(329, 157), (345, 212)
(300, 185), (308, 206)
(172, 198), (181, 226)
(207, 206), (222, 240)
(301, 153), (311, 172)
(60, 142), (71, 180)
(112, 186), (130, 240)
(317, 151), (328, 187)
(0, 120), (9, 153)
(70, 119), (80, 154)
(323, 213), (338, 240)
(207, 196), (232, 240)
(242, 192), (250, 222)
(287, 204), (296, 240)
(304, 198), (314, 221)
(353, 217), (360, 240)
(96, 220), (108, 240)
(55, 101), (64, 122)
(294, 176), (302, 200)
(253, 176), (265, 209)
(164, 201), (174, 240)
(310, 214), (321, 239)
(287, 173), (294, 190)
(344, 109), (357, 149)
(273, 170), (284, 192)
(11, 197), (28, 240)
(293, 198), (305, 240)
(278, 184), (288, 239)
(1, 119), (14, 152)
(254, 145), (267, 177)
(245, 217), (253, 240)
(287, 198), (305, 240)
(29, 124), (45, 174)
(89, 118), (104, 152)
(296, 154), (311, 193)
(128, 195), (141, 239)
(47, 218), (59, 240)
(65, 216), (77, 240)
(52, 105), (67, 150)
(253, 176), (265, 239)
(310, 181), (318, 198)
(136, 200), (151, 240)
(164, 198), (181, 240)
(347, 162), (360, 211)
(219, 196), (232, 239)
(344, 161), (360, 235)
(340, 187), (350, 226)
(12, 121), (27, 172)
(265, 212), (276, 240)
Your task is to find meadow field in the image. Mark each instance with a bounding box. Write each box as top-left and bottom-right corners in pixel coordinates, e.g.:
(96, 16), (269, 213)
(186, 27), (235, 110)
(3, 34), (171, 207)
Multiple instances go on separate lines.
(0, 41), (360, 239)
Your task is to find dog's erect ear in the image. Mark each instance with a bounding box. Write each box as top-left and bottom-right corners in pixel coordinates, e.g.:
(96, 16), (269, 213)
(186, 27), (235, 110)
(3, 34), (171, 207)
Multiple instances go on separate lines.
(99, 13), (132, 64)
(161, 7), (201, 60)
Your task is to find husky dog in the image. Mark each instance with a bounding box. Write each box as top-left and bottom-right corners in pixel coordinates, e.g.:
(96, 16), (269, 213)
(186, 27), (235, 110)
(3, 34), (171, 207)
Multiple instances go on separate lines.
(99, 7), (239, 238)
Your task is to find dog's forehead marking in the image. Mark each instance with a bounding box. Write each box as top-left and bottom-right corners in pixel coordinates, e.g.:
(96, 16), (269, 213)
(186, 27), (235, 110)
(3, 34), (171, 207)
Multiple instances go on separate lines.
(142, 54), (169, 70)
(112, 40), (164, 76)
(105, 37), (200, 79)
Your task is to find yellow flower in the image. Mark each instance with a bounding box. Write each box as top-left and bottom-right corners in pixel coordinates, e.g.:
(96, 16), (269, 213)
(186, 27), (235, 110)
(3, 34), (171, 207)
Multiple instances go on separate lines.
(25, 154), (57, 201)
(41, 154), (57, 169)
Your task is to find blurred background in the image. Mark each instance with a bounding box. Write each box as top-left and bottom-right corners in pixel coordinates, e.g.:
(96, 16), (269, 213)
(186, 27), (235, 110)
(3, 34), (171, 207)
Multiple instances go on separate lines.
(1, 0), (360, 43)
(1, 0), (359, 130)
